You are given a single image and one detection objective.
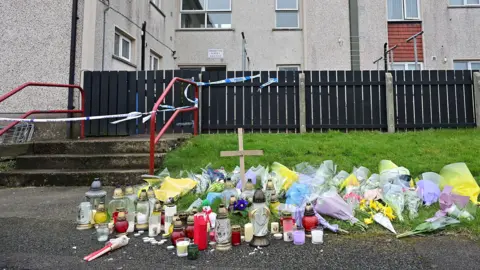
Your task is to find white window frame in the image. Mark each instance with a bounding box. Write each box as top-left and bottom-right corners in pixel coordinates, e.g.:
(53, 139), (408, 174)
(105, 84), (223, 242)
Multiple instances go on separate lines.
(150, 52), (161, 71)
(391, 62), (423, 70)
(151, 0), (161, 8)
(388, 0), (421, 21)
(449, 0), (480, 6)
(114, 29), (133, 62)
(180, 0), (232, 29)
(277, 65), (300, 71)
(454, 60), (480, 70)
(275, 0), (300, 29)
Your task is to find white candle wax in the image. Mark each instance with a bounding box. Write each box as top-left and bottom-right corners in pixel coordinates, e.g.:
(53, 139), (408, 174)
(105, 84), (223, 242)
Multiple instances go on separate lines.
(137, 213), (147, 224)
(270, 222), (279, 234)
(311, 228), (324, 244)
(244, 223), (253, 242)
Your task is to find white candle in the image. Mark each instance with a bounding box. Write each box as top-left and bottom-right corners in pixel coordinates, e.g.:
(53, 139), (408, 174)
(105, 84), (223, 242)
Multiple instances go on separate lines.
(137, 213), (147, 224)
(311, 228), (324, 244)
(283, 231), (293, 242)
(127, 212), (135, 233)
(244, 223), (253, 242)
(270, 222), (279, 234)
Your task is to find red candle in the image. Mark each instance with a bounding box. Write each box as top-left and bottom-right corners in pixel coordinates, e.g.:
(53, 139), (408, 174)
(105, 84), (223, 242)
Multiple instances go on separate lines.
(231, 225), (241, 246)
(194, 214), (208, 251)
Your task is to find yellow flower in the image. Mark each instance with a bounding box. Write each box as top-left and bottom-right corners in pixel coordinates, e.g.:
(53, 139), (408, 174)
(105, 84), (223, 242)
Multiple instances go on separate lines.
(364, 217), (373, 225)
(370, 200), (378, 211)
(384, 206), (396, 220)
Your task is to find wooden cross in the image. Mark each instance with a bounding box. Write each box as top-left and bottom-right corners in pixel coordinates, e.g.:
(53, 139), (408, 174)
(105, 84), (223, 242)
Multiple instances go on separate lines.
(220, 128), (264, 190)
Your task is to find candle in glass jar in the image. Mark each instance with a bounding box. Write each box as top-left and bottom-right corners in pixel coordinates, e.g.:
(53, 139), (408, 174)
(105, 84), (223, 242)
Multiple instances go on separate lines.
(231, 225), (241, 246)
(244, 223), (253, 242)
(176, 238), (190, 257)
(293, 227), (305, 245)
(270, 222), (279, 234)
(311, 227), (324, 244)
(137, 212), (147, 224)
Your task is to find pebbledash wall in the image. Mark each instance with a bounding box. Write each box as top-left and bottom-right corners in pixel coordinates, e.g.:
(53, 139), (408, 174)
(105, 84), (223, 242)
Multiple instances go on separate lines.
(1, 0), (479, 136)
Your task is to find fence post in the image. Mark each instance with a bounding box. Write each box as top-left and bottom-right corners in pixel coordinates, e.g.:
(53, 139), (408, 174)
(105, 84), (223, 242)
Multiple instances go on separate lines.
(299, 73), (307, 133)
(474, 72), (480, 128)
(385, 72), (395, 133)
(198, 73), (203, 134)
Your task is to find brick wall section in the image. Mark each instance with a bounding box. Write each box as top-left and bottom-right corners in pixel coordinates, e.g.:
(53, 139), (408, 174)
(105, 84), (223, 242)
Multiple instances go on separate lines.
(388, 22), (423, 62)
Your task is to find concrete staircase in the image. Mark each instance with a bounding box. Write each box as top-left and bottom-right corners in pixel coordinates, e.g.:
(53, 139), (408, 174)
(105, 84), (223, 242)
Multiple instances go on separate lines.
(0, 135), (190, 186)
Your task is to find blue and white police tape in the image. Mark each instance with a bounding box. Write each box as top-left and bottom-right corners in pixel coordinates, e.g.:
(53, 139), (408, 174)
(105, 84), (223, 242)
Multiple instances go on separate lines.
(258, 78), (278, 91)
(0, 104), (197, 125)
(194, 74), (261, 87)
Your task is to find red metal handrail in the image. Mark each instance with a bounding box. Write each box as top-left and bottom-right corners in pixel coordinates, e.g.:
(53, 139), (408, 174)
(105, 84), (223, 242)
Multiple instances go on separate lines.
(0, 82), (85, 139)
(149, 77), (199, 174)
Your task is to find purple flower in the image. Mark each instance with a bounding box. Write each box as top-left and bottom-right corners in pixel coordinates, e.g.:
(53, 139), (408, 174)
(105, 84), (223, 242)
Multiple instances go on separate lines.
(234, 199), (248, 211)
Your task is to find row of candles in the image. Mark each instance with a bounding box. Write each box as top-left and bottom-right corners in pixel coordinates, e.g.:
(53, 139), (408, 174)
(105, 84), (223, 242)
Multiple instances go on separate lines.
(77, 179), (325, 259)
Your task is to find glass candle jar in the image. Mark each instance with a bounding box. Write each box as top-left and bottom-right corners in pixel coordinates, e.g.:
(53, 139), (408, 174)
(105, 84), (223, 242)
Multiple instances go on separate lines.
(231, 225), (241, 246)
(293, 227), (305, 245)
(187, 244), (199, 260)
(311, 227), (324, 244)
(270, 222), (279, 234)
(176, 238), (190, 257)
(96, 223), (109, 242)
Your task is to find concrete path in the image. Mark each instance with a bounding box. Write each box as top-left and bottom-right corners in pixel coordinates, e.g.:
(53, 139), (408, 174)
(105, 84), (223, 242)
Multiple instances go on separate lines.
(0, 187), (479, 270)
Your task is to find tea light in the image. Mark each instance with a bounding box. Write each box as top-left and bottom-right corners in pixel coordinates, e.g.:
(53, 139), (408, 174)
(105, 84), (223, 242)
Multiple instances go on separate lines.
(270, 222), (279, 234)
(273, 233), (283, 240)
(244, 223), (253, 242)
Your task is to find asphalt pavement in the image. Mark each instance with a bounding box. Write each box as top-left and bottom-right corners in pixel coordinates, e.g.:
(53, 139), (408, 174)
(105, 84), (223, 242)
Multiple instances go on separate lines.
(0, 187), (479, 270)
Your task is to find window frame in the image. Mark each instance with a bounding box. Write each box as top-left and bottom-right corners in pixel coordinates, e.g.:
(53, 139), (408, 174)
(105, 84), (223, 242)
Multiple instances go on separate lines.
(275, 0), (300, 29)
(180, 0), (232, 29)
(391, 62), (424, 70)
(388, 0), (421, 21)
(277, 65), (301, 72)
(151, 0), (161, 9)
(454, 60), (480, 70)
(448, 0), (480, 6)
(178, 65), (227, 72)
(149, 52), (162, 71)
(114, 30), (133, 62)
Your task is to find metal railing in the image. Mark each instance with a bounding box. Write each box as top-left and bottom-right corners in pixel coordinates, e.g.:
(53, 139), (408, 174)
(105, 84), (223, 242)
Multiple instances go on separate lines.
(0, 82), (85, 139)
(149, 77), (198, 174)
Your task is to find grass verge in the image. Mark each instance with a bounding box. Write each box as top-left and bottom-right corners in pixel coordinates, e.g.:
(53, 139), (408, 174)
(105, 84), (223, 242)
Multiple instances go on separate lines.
(164, 129), (480, 238)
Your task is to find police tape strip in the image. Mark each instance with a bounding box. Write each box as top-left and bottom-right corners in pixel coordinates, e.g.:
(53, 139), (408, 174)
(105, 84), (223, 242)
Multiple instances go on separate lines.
(0, 104), (197, 125)
(194, 74), (261, 87)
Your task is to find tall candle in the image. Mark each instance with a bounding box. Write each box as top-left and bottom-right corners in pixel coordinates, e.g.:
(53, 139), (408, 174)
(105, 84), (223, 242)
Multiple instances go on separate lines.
(127, 212), (135, 233)
(244, 223), (253, 242)
(270, 222), (279, 234)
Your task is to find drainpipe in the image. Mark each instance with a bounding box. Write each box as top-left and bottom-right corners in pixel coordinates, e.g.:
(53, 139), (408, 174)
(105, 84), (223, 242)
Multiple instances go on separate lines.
(348, 0), (360, 70)
(141, 22), (146, 71)
(101, 0), (110, 71)
(68, 0), (79, 139)
(302, 0), (308, 70)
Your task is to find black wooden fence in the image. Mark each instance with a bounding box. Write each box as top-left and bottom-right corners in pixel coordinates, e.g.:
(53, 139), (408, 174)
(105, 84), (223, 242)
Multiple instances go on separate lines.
(82, 70), (477, 136)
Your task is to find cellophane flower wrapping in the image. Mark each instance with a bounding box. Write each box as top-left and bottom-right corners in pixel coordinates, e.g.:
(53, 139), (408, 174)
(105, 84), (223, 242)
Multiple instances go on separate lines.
(439, 162), (480, 204)
(315, 188), (359, 224)
(360, 174), (380, 196)
(329, 170), (349, 190)
(286, 182), (311, 206)
(416, 180), (440, 206)
(295, 162), (318, 177)
(382, 183), (406, 222)
(405, 189), (422, 220)
(396, 216), (460, 238)
(272, 162), (299, 192)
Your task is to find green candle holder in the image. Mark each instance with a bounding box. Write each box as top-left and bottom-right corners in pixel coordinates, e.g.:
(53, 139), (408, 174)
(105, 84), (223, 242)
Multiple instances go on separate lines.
(187, 244), (199, 260)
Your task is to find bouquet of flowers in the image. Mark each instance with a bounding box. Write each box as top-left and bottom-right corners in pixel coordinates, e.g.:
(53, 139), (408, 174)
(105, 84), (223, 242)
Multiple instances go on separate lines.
(359, 199), (396, 234)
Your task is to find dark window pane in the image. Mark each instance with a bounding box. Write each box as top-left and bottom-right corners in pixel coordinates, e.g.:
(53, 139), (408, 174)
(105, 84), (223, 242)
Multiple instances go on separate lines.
(207, 0), (231, 10)
(205, 66), (226, 72)
(121, 39), (130, 59)
(206, 13), (231, 28)
(276, 11), (298, 28)
(180, 67), (203, 73)
(181, 13), (206, 28)
(182, 0), (205, 10)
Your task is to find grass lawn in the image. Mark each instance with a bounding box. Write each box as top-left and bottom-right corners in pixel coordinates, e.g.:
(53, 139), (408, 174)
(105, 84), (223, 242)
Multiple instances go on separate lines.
(162, 129), (480, 238)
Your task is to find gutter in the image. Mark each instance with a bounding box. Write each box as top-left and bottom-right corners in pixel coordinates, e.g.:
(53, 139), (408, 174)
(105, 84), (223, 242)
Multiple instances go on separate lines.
(68, 0), (79, 139)
(102, 1), (110, 71)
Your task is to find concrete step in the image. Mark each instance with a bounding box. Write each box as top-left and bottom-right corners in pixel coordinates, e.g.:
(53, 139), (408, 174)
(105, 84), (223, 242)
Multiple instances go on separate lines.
(28, 135), (189, 155)
(15, 153), (164, 170)
(0, 169), (149, 187)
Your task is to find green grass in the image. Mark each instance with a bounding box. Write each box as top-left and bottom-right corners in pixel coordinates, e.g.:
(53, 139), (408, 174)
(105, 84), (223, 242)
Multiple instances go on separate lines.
(164, 129), (480, 177)
(0, 159), (15, 172)
(165, 129), (480, 238)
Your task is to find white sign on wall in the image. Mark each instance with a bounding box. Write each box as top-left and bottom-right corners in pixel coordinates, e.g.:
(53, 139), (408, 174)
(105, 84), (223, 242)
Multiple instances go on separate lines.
(208, 49), (224, 59)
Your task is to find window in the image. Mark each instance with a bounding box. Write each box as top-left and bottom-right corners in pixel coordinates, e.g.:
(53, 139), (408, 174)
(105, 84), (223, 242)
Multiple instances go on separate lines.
(150, 52), (162, 70)
(449, 0), (480, 6)
(388, 0), (420, 20)
(391, 62), (423, 70)
(181, 0), (232, 29)
(114, 31), (132, 62)
(276, 0), (299, 28)
(454, 61), (480, 70)
(277, 65), (300, 71)
(179, 65), (226, 72)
